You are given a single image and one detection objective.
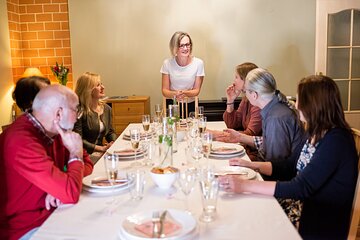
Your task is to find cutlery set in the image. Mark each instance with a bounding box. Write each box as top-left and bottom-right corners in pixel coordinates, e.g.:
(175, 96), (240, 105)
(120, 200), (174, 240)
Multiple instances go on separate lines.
(152, 210), (167, 238)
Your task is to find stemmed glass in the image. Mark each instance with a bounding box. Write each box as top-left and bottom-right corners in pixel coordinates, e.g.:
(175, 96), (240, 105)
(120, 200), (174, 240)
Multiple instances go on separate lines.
(190, 137), (203, 168)
(142, 115), (151, 133)
(104, 152), (119, 204)
(155, 104), (162, 118)
(201, 132), (213, 164)
(198, 116), (207, 134)
(198, 106), (204, 119)
(130, 128), (141, 167)
(178, 168), (197, 214)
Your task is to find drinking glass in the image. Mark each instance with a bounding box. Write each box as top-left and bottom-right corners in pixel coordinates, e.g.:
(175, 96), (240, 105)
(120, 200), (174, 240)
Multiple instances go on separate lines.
(127, 170), (146, 200)
(178, 168), (197, 214)
(199, 178), (219, 222)
(130, 128), (141, 167)
(142, 115), (151, 133)
(155, 104), (162, 118)
(198, 116), (207, 134)
(140, 137), (153, 167)
(201, 132), (213, 164)
(188, 111), (196, 120)
(190, 138), (203, 167)
(104, 152), (119, 204)
(198, 106), (204, 119)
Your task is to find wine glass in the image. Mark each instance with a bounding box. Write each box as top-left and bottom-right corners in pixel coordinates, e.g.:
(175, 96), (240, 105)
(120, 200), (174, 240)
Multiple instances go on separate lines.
(190, 138), (203, 168)
(198, 116), (207, 134)
(178, 168), (197, 214)
(142, 115), (151, 133)
(155, 104), (162, 118)
(201, 132), (213, 164)
(198, 106), (204, 119)
(104, 152), (119, 204)
(130, 128), (141, 167)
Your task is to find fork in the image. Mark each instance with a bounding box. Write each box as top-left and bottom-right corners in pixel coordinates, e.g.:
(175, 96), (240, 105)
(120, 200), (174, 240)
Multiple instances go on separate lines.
(152, 211), (160, 238)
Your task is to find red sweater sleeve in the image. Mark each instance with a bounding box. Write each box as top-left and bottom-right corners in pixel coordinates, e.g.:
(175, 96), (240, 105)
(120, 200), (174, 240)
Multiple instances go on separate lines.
(8, 135), (84, 204)
(82, 149), (94, 177)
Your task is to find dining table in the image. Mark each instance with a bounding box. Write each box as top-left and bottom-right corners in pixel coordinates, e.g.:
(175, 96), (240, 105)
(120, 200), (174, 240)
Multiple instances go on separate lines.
(32, 121), (301, 240)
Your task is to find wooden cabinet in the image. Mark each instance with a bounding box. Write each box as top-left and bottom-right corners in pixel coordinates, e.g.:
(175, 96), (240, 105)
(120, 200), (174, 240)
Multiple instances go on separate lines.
(105, 96), (150, 135)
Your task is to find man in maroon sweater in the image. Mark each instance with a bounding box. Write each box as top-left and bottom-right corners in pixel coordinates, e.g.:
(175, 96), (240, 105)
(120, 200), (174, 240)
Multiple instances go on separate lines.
(0, 85), (93, 240)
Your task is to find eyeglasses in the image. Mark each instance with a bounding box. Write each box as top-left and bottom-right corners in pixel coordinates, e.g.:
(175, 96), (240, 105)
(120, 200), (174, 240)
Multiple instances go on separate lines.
(179, 43), (191, 49)
(242, 88), (255, 94)
(65, 105), (83, 119)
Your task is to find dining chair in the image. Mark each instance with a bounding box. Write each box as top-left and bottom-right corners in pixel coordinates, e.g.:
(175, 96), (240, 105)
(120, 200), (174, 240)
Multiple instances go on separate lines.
(1, 124), (11, 132)
(162, 96), (199, 119)
(348, 128), (360, 240)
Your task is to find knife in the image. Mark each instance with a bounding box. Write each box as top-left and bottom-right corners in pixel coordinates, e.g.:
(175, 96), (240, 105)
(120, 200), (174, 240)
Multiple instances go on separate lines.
(158, 210), (167, 238)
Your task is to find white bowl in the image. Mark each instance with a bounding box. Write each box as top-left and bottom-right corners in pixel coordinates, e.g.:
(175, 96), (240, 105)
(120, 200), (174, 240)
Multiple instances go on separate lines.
(150, 167), (179, 189)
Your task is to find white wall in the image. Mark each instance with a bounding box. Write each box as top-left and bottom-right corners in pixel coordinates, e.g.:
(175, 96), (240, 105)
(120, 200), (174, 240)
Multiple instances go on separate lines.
(68, 0), (316, 109)
(0, 0), (15, 130)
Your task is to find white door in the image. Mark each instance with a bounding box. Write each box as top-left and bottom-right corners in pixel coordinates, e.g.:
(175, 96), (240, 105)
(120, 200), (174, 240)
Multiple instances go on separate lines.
(315, 0), (360, 129)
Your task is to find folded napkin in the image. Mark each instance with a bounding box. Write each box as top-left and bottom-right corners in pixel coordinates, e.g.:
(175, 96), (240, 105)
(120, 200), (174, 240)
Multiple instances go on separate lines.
(134, 216), (182, 237)
(91, 177), (127, 186)
(211, 147), (239, 153)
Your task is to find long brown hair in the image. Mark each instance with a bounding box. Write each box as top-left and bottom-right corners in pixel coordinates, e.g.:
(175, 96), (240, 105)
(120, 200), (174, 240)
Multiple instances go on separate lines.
(297, 75), (351, 143)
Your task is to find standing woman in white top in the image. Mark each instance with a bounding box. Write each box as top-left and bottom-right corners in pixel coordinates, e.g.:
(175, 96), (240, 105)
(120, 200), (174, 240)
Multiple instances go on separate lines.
(160, 31), (205, 113)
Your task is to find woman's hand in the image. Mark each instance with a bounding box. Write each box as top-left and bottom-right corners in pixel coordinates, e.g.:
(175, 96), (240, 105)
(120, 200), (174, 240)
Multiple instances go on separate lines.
(218, 175), (245, 193)
(229, 158), (251, 168)
(96, 144), (110, 153)
(175, 90), (186, 101)
(225, 84), (240, 103)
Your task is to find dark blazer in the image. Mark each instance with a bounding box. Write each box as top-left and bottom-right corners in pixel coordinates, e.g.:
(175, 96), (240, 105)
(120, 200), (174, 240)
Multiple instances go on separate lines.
(74, 103), (117, 154)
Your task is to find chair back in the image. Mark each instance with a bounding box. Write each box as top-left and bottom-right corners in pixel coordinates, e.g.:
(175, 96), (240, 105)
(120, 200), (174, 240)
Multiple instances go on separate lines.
(1, 124), (11, 132)
(348, 128), (360, 240)
(162, 96), (199, 119)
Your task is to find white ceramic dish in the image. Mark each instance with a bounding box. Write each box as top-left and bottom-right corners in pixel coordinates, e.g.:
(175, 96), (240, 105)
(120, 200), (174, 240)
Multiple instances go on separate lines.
(210, 141), (245, 155)
(120, 209), (197, 240)
(83, 175), (128, 190)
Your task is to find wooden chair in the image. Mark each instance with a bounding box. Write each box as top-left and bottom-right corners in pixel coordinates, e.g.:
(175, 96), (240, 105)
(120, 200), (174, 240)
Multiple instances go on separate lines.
(1, 124), (11, 132)
(348, 128), (360, 240)
(162, 96), (199, 119)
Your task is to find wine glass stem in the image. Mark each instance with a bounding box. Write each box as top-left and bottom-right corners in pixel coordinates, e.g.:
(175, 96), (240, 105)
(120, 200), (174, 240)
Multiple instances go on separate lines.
(185, 195), (189, 212)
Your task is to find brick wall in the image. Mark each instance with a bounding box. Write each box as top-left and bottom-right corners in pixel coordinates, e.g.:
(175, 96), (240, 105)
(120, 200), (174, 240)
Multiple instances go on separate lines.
(7, 0), (73, 88)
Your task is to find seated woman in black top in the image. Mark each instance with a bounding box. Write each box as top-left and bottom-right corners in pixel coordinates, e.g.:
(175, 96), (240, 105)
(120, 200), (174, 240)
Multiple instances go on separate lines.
(74, 72), (116, 163)
(220, 75), (358, 239)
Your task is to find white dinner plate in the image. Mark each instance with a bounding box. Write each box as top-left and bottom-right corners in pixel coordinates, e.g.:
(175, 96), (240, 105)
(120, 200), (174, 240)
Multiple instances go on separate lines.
(123, 132), (155, 141)
(83, 175), (129, 190)
(214, 166), (257, 180)
(210, 142), (245, 155)
(120, 209), (197, 240)
(113, 149), (140, 157)
(82, 184), (131, 194)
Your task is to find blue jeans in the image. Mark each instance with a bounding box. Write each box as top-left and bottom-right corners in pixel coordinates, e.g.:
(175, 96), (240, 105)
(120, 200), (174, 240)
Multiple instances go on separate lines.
(19, 227), (39, 240)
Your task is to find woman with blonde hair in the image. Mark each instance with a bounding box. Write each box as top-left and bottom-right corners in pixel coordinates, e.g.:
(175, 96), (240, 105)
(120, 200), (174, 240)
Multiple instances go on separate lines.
(74, 72), (116, 161)
(160, 31), (205, 114)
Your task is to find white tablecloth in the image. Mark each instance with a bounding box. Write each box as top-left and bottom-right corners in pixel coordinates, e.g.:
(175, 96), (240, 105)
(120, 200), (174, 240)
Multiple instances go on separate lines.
(32, 122), (301, 240)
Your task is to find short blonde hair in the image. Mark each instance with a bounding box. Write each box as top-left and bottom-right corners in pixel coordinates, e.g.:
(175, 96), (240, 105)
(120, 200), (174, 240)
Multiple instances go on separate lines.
(169, 31), (193, 57)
